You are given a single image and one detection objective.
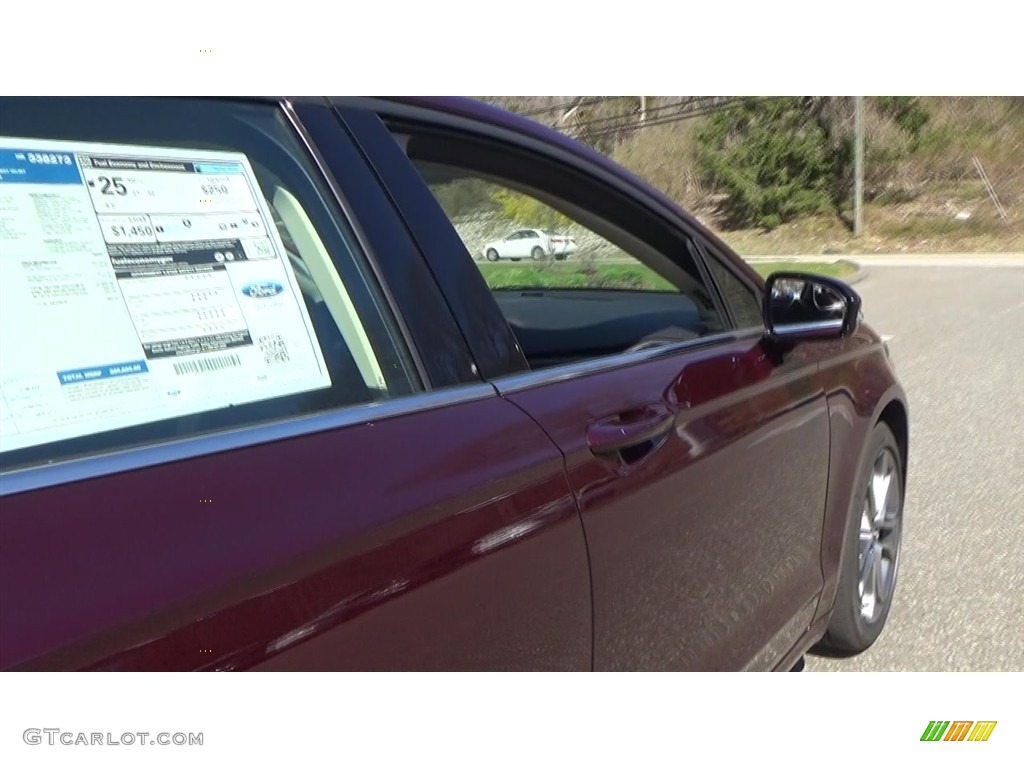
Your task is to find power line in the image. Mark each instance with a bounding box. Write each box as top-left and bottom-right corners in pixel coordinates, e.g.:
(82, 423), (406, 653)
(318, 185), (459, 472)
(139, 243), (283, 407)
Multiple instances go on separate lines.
(510, 96), (751, 127)
(556, 100), (688, 130)
(527, 97), (758, 141)
(495, 96), (772, 141)
(516, 96), (612, 117)
(570, 97), (748, 133)
(580, 97), (751, 139)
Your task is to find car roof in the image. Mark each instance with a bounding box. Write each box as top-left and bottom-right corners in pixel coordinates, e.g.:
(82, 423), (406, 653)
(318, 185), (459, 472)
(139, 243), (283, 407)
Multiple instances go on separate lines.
(379, 97), (643, 178)
(220, 96), (759, 285)
(86, 97), (703, 240)
(368, 97), (713, 238)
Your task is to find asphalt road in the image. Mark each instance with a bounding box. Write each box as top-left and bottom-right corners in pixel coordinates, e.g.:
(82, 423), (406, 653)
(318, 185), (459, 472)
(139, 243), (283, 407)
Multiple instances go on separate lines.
(807, 263), (1024, 672)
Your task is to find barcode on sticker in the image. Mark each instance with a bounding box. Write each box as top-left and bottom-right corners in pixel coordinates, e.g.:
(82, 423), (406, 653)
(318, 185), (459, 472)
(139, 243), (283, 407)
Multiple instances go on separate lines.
(258, 334), (290, 365)
(173, 353), (241, 376)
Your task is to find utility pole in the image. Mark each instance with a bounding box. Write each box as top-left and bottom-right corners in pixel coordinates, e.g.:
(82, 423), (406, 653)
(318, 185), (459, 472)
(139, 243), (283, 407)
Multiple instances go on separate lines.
(854, 96), (864, 237)
(640, 96), (647, 124)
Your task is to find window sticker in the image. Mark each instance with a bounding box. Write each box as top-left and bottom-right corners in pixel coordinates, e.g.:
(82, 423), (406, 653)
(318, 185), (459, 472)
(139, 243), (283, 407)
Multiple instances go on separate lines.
(0, 137), (332, 456)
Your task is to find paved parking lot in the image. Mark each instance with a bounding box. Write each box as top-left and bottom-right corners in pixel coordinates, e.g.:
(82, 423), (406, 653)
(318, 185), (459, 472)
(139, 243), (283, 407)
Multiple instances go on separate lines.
(808, 262), (1024, 671)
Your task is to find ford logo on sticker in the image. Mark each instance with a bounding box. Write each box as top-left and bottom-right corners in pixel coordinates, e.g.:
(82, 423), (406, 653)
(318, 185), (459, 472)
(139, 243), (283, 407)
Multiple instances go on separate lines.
(242, 281), (285, 299)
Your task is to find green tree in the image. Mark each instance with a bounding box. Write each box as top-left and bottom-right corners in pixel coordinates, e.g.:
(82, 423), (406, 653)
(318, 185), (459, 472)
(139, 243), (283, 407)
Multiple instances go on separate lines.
(696, 97), (848, 230)
(489, 188), (573, 230)
(875, 96), (930, 146)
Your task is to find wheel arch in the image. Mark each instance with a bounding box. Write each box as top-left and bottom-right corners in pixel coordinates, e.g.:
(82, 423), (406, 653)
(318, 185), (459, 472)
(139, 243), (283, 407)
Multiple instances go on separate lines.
(876, 397), (909, 488)
(815, 394), (909, 654)
(812, 376), (908, 631)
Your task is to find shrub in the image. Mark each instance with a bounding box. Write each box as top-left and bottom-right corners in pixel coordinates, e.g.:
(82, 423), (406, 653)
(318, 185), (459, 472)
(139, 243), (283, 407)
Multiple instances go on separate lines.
(696, 97), (847, 230)
(875, 97), (930, 146)
(489, 188), (573, 230)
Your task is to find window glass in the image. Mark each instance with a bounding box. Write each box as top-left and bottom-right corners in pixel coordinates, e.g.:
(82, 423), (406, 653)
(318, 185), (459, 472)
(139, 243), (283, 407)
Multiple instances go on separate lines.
(706, 257), (765, 329)
(427, 168), (681, 293)
(0, 97), (418, 473)
(399, 135), (726, 369)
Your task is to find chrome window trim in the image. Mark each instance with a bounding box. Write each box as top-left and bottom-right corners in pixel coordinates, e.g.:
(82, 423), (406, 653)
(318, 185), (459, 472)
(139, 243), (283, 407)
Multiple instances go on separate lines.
(0, 383), (495, 497)
(772, 320), (845, 337)
(493, 328), (765, 395)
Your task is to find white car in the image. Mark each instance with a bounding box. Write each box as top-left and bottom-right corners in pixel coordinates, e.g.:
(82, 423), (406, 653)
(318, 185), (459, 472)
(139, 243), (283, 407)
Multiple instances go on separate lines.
(482, 228), (578, 261)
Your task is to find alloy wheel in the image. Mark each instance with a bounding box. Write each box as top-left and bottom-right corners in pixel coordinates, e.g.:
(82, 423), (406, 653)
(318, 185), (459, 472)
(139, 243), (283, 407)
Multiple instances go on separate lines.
(857, 447), (902, 623)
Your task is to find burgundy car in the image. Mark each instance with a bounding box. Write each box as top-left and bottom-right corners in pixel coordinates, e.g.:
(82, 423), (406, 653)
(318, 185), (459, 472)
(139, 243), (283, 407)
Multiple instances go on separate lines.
(0, 97), (908, 671)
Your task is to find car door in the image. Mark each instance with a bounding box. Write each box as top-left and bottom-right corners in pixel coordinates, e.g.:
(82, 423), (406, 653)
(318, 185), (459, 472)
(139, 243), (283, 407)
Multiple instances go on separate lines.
(342, 99), (832, 671)
(521, 229), (543, 257)
(506, 230), (529, 258)
(500, 231), (519, 257)
(0, 97), (591, 672)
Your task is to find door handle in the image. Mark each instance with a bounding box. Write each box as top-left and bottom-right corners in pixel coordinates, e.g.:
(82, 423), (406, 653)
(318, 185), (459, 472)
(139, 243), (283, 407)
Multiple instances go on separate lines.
(586, 404), (675, 458)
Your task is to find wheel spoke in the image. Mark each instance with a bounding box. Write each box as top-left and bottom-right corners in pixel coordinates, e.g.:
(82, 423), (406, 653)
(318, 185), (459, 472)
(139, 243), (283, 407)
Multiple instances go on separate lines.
(870, 459), (892, 528)
(880, 529), (900, 558)
(871, 547), (884, 608)
(860, 544), (881, 618)
(877, 557), (893, 602)
(848, 439), (904, 631)
(859, 498), (873, 546)
(878, 514), (899, 532)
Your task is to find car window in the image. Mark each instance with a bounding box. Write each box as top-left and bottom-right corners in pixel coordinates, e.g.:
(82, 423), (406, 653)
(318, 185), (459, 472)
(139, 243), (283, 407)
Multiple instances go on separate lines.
(706, 256), (765, 329)
(394, 130), (726, 369)
(0, 97), (419, 474)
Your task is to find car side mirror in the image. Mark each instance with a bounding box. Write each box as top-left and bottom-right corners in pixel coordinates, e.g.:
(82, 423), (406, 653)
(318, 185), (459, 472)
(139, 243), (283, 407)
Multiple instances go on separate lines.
(763, 272), (862, 341)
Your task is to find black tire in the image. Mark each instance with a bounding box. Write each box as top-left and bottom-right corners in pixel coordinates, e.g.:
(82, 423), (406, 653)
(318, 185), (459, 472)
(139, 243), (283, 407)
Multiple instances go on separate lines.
(485, 248), (499, 262)
(531, 246), (545, 260)
(818, 422), (904, 655)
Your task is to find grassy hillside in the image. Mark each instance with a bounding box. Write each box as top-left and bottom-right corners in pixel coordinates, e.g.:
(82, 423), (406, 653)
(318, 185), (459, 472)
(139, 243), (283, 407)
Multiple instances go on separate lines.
(482, 97), (1023, 254)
